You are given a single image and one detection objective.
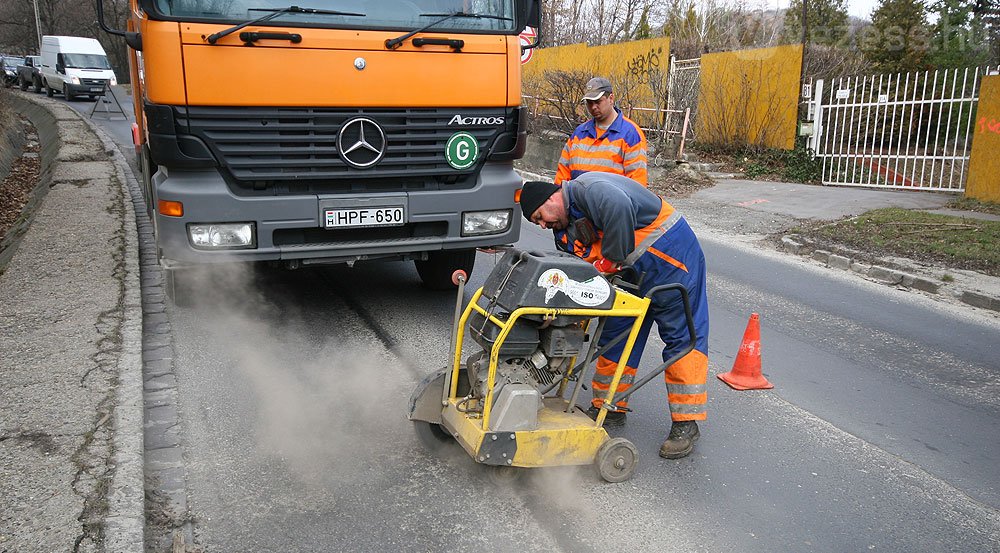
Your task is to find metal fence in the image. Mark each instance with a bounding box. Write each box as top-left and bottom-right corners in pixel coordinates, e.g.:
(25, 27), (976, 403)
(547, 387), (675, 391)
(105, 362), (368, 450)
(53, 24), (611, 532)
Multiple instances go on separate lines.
(666, 56), (701, 140)
(807, 66), (998, 191)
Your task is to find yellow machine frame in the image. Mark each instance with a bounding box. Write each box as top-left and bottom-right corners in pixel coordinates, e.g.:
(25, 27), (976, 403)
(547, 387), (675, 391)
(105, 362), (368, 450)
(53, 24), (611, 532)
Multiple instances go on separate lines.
(441, 285), (651, 469)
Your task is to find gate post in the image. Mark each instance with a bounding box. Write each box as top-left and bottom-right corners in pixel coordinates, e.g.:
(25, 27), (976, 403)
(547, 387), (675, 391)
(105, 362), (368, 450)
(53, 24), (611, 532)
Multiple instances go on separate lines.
(809, 79), (825, 154)
(966, 74), (1000, 202)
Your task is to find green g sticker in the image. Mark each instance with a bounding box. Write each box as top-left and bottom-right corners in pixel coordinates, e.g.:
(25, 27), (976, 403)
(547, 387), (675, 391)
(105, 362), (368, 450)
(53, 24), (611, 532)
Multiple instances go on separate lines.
(446, 132), (479, 170)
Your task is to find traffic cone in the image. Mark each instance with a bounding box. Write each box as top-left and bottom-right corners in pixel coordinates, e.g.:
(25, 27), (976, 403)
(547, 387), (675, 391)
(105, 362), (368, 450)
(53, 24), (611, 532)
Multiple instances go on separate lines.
(718, 313), (773, 390)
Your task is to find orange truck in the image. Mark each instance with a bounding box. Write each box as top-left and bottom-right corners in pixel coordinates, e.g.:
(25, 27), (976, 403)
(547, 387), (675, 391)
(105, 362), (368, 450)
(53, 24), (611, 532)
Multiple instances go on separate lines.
(97, 0), (539, 298)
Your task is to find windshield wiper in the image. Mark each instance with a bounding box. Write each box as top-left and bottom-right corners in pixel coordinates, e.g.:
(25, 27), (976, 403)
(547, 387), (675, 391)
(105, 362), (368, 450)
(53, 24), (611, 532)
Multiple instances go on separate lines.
(206, 5), (365, 44)
(385, 11), (513, 50)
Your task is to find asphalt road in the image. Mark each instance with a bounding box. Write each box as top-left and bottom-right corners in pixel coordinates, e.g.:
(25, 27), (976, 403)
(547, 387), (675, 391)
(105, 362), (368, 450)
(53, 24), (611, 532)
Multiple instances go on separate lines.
(60, 92), (1000, 552)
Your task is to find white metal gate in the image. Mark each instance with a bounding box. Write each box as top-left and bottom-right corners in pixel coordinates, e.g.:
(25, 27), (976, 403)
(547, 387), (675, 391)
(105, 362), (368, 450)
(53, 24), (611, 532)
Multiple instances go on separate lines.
(807, 67), (996, 191)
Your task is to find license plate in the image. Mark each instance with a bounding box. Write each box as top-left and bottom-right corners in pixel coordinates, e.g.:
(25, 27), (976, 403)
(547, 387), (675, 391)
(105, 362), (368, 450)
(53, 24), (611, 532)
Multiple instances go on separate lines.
(89, 87), (102, 92)
(324, 206), (404, 229)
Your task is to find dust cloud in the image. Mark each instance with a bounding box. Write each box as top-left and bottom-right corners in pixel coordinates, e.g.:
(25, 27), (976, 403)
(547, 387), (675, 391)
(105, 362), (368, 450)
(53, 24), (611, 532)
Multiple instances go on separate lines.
(178, 262), (414, 484)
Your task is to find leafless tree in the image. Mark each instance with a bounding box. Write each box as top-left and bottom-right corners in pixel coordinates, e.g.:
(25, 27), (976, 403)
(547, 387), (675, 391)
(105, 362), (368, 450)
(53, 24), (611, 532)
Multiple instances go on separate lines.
(0, 0), (129, 82)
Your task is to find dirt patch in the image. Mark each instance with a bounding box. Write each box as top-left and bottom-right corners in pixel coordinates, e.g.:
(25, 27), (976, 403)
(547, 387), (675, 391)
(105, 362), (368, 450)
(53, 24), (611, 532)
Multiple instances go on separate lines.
(0, 115), (41, 244)
(648, 163), (716, 199)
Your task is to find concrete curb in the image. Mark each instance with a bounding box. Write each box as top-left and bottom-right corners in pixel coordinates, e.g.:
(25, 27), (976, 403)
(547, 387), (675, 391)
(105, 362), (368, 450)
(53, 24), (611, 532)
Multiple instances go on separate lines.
(80, 115), (146, 553)
(781, 233), (1000, 314)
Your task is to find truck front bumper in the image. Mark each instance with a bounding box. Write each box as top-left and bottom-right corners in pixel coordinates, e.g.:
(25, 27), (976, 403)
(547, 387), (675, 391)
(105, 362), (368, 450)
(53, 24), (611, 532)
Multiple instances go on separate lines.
(151, 163), (522, 268)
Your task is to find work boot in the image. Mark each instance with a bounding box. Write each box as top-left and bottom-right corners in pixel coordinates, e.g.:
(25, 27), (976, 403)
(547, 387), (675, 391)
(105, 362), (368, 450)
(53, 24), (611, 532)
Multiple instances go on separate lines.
(585, 405), (627, 427)
(659, 420), (700, 459)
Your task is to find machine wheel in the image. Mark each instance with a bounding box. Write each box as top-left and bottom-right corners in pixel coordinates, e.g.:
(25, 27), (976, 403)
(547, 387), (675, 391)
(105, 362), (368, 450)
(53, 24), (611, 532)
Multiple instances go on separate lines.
(594, 437), (638, 483)
(413, 421), (455, 453)
(415, 249), (475, 290)
(32, 77), (42, 93)
(486, 465), (522, 486)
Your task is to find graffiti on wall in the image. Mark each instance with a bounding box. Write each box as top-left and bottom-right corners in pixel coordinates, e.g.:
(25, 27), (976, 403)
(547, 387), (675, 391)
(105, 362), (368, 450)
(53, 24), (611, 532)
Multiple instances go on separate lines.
(977, 116), (1000, 135)
(626, 46), (663, 85)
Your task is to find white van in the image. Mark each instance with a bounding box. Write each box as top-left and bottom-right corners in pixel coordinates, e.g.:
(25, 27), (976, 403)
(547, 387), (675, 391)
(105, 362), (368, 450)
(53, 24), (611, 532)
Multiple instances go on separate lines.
(40, 35), (118, 100)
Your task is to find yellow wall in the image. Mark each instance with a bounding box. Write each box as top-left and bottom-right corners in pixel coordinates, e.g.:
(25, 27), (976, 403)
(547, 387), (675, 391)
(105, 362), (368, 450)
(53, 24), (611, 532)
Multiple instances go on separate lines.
(696, 45), (803, 150)
(966, 75), (1000, 202)
(522, 38), (671, 130)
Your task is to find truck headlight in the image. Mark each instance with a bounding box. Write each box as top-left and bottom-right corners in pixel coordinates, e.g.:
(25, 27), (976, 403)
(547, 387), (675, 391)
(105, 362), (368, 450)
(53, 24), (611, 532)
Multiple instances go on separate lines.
(70, 76), (80, 84)
(188, 223), (255, 249)
(111, 76), (117, 86)
(462, 209), (511, 236)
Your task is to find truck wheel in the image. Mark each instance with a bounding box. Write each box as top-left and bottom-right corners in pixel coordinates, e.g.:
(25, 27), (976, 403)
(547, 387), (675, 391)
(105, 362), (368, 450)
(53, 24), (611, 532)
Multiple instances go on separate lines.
(32, 77), (42, 93)
(18, 76), (27, 91)
(45, 82), (53, 97)
(414, 249), (475, 290)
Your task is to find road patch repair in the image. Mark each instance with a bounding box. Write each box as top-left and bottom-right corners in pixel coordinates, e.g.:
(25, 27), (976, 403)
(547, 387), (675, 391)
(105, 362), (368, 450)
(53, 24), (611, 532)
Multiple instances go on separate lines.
(0, 93), (144, 552)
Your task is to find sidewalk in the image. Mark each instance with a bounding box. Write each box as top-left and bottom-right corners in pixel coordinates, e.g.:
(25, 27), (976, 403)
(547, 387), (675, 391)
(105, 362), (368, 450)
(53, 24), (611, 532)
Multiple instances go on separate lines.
(0, 94), (144, 552)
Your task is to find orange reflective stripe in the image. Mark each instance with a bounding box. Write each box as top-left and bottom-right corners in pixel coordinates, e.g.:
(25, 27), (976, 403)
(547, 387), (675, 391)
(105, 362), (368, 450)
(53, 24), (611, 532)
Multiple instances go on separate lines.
(664, 350), (708, 385)
(647, 247), (689, 272)
(632, 200), (674, 245)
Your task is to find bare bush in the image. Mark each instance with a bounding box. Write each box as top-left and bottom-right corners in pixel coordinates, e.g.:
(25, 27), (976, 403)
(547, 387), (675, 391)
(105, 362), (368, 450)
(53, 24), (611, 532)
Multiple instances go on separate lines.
(697, 61), (794, 151)
(523, 68), (599, 136)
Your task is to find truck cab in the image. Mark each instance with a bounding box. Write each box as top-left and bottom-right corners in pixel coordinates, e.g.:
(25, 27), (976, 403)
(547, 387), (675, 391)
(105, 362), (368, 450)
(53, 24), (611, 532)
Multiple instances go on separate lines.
(99, 0), (540, 297)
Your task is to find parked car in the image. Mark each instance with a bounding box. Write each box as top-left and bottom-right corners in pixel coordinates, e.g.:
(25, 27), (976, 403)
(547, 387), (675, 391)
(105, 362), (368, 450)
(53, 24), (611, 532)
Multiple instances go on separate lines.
(17, 55), (43, 93)
(1, 55), (24, 88)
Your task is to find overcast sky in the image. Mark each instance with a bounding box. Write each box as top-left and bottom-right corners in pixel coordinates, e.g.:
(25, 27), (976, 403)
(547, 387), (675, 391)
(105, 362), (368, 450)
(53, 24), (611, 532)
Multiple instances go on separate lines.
(771, 0), (879, 19)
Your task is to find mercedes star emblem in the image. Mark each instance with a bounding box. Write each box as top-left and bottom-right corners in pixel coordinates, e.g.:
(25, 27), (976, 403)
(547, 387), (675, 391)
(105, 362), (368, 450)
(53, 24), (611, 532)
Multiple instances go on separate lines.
(337, 117), (386, 169)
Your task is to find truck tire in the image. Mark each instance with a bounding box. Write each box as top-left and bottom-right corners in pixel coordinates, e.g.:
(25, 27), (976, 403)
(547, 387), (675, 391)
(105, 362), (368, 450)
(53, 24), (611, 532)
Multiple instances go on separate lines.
(45, 81), (53, 97)
(414, 249), (475, 290)
(18, 76), (27, 91)
(32, 77), (42, 93)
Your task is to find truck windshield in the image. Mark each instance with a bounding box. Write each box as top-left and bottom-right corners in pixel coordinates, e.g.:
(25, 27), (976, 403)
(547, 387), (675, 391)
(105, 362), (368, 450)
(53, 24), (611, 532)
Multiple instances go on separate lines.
(62, 54), (112, 70)
(150, 0), (517, 33)
(3, 57), (25, 69)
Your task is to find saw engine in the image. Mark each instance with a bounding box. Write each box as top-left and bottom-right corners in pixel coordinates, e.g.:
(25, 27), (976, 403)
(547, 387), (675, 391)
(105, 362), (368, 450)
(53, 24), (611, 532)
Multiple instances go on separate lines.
(458, 249), (616, 432)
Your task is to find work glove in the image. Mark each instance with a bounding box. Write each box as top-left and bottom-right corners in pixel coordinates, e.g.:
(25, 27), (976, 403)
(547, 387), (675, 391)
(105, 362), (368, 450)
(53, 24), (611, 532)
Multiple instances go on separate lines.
(593, 258), (621, 275)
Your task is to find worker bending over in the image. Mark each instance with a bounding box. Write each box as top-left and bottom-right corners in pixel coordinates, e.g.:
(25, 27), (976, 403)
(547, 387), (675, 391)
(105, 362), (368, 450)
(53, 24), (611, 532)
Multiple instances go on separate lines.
(518, 173), (709, 459)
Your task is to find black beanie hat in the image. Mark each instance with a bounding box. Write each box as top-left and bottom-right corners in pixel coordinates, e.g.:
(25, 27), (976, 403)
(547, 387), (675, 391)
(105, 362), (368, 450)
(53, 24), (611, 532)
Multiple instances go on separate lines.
(519, 181), (561, 220)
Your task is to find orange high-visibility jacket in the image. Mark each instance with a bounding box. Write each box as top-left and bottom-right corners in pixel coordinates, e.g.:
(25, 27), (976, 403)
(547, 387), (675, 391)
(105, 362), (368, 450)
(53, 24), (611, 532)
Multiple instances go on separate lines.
(555, 109), (648, 186)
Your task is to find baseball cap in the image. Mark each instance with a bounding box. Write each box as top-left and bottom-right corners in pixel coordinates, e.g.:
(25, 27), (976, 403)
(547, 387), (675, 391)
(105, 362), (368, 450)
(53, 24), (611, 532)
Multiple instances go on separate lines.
(582, 77), (613, 101)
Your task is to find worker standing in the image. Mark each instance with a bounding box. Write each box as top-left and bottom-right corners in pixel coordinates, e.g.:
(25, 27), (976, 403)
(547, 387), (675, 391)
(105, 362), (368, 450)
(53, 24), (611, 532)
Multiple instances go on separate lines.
(518, 174), (709, 459)
(554, 77), (649, 187)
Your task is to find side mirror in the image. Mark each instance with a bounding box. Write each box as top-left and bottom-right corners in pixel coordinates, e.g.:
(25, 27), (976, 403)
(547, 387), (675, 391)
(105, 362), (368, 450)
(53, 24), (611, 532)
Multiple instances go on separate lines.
(96, 0), (143, 51)
(520, 0), (541, 51)
(526, 0), (540, 29)
(56, 63), (65, 74)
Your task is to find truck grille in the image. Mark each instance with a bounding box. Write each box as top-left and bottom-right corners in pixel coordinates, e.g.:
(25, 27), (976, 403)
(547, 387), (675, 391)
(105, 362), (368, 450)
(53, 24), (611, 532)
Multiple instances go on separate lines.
(80, 78), (108, 87)
(174, 106), (511, 193)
